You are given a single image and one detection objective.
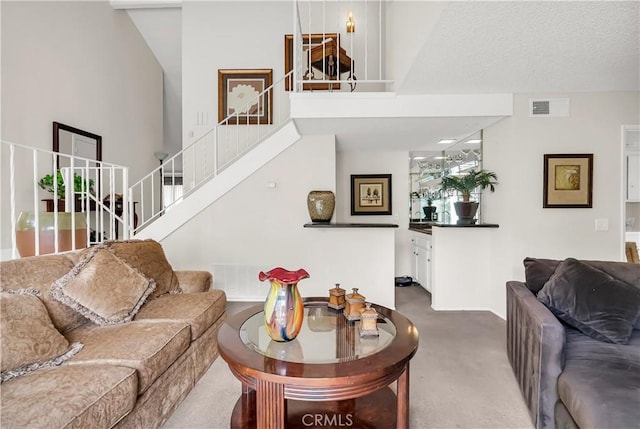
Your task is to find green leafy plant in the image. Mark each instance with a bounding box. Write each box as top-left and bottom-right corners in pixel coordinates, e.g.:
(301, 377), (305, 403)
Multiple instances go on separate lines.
(38, 171), (95, 199)
(440, 169), (498, 202)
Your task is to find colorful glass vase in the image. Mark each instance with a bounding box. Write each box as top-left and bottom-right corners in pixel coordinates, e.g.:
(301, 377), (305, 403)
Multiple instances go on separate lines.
(259, 267), (310, 342)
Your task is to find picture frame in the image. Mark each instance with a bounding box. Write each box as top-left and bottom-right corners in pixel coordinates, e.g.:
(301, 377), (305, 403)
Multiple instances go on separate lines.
(351, 174), (392, 215)
(543, 154), (593, 208)
(218, 69), (273, 124)
(284, 33), (341, 91)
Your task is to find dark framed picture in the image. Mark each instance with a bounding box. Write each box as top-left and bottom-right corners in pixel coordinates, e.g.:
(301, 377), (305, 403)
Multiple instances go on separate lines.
(543, 154), (593, 208)
(351, 174), (392, 215)
(284, 33), (341, 91)
(218, 69), (273, 124)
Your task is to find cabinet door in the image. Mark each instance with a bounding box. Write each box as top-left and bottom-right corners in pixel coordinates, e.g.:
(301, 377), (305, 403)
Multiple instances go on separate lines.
(421, 239), (432, 293)
(411, 242), (420, 283)
(628, 154), (640, 201)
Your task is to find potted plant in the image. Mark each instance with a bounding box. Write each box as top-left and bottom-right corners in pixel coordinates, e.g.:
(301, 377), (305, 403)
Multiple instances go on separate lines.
(38, 171), (95, 212)
(440, 169), (498, 224)
(423, 197), (437, 221)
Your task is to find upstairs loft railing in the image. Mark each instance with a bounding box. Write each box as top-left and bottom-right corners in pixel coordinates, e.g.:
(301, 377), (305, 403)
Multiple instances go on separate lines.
(291, 0), (390, 92)
(1, 141), (130, 260)
(130, 70), (293, 233)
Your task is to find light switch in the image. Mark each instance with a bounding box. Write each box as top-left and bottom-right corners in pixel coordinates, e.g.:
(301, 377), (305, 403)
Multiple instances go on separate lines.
(595, 218), (609, 231)
(266, 181), (277, 189)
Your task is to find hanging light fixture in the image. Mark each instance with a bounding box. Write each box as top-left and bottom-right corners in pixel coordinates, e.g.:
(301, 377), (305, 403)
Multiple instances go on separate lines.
(346, 11), (355, 33)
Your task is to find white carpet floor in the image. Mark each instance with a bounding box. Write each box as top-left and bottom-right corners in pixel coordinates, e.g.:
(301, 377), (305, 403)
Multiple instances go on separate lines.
(163, 285), (533, 429)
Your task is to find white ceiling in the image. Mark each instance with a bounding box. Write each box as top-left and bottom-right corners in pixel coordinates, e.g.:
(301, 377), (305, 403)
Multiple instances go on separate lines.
(119, 1), (640, 157)
(295, 116), (504, 152)
(399, 1), (640, 94)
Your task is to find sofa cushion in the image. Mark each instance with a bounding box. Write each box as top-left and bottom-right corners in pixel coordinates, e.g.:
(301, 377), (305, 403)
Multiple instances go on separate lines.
(557, 328), (640, 429)
(105, 239), (180, 297)
(537, 258), (640, 344)
(65, 320), (190, 394)
(1, 290), (83, 383)
(51, 246), (156, 325)
(135, 290), (226, 340)
(0, 254), (88, 333)
(0, 365), (137, 429)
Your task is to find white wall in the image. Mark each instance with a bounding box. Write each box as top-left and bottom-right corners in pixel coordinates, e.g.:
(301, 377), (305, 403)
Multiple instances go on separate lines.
(336, 150), (411, 277)
(482, 91), (640, 318)
(182, 1), (292, 144)
(385, 1), (445, 93)
(182, 1), (385, 145)
(163, 134), (396, 308)
(126, 7), (182, 157)
(1, 1), (163, 250)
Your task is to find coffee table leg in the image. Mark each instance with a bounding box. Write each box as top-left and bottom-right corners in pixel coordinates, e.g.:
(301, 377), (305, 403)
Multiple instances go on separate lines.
(397, 363), (410, 429)
(256, 379), (286, 429)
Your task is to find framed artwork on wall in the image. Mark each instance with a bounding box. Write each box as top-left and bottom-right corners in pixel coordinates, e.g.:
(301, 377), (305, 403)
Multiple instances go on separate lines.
(218, 69), (273, 124)
(284, 33), (341, 91)
(543, 154), (593, 208)
(351, 174), (392, 215)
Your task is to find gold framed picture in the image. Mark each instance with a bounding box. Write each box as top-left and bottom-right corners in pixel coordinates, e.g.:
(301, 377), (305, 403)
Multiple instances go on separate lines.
(543, 154), (593, 208)
(218, 69), (273, 124)
(351, 174), (392, 215)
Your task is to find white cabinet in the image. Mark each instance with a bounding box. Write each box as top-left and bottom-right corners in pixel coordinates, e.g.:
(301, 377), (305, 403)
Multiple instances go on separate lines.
(627, 153), (640, 201)
(410, 234), (432, 292)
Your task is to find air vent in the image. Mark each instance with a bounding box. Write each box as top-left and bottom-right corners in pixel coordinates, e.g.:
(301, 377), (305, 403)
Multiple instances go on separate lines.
(531, 100), (549, 115)
(529, 98), (570, 117)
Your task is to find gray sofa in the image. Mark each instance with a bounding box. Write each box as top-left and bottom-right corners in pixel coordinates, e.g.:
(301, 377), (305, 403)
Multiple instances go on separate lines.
(506, 257), (640, 429)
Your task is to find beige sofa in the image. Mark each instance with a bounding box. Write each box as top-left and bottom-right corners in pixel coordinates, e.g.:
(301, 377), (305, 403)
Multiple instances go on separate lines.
(0, 239), (226, 429)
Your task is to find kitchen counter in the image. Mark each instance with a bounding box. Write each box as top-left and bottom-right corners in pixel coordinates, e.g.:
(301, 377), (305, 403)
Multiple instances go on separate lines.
(304, 222), (398, 228)
(409, 222), (499, 235)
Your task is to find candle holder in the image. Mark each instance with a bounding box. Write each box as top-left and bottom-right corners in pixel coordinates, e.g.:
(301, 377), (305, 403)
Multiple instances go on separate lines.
(344, 288), (365, 321)
(359, 302), (379, 337)
(328, 283), (346, 310)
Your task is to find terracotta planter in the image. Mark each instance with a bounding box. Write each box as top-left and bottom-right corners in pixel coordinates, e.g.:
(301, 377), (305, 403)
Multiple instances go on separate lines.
(42, 198), (94, 213)
(15, 212), (87, 257)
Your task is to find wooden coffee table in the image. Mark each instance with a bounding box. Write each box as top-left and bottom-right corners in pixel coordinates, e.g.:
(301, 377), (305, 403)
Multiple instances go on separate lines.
(217, 298), (419, 429)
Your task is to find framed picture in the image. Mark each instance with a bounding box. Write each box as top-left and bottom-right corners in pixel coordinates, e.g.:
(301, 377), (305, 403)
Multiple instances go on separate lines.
(543, 154), (593, 208)
(218, 69), (273, 124)
(284, 33), (341, 91)
(351, 174), (392, 215)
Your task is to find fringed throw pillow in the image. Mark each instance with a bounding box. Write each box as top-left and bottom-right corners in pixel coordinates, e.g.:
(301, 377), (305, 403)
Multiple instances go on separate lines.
(1, 289), (83, 383)
(104, 239), (181, 297)
(51, 245), (156, 325)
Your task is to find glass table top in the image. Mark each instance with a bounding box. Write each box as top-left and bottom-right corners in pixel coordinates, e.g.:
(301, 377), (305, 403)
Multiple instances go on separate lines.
(239, 301), (396, 364)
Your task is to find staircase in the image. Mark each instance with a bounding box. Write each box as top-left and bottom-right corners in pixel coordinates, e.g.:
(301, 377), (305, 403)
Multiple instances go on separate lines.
(1, 71), (298, 260)
(135, 121), (300, 241)
(130, 71), (299, 240)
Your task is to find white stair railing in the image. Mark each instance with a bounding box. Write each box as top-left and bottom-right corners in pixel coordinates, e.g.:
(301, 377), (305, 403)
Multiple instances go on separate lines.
(130, 70), (293, 234)
(1, 140), (129, 260)
(293, 0), (391, 91)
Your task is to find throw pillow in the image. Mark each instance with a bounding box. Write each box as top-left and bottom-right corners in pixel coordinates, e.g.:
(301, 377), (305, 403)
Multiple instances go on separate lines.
(1, 289), (83, 383)
(537, 258), (640, 344)
(523, 257), (561, 293)
(51, 246), (156, 325)
(104, 239), (180, 297)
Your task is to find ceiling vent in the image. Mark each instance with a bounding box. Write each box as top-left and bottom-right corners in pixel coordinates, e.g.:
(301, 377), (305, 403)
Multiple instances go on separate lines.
(529, 98), (570, 117)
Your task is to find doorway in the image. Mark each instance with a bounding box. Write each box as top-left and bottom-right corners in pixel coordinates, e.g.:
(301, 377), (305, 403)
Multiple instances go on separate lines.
(622, 125), (640, 262)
